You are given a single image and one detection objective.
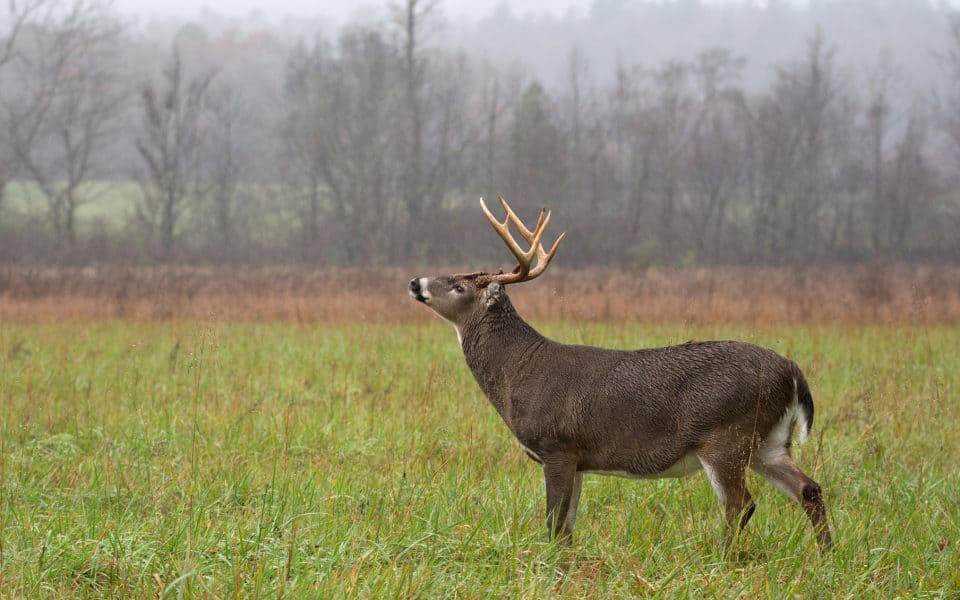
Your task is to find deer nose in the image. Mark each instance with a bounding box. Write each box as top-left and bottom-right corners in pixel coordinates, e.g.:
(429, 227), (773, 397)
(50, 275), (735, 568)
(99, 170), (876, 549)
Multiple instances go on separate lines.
(408, 278), (421, 293)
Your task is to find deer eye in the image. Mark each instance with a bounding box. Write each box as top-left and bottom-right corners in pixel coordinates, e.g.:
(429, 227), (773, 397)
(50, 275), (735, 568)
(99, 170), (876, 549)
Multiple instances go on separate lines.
(453, 284), (465, 293)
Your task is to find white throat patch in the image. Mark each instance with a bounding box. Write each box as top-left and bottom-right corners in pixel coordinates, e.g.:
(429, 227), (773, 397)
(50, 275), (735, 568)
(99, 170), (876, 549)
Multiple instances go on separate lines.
(437, 316), (462, 347)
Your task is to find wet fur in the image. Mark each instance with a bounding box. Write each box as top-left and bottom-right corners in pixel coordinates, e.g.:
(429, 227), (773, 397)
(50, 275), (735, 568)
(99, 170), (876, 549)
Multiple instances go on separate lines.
(409, 276), (832, 550)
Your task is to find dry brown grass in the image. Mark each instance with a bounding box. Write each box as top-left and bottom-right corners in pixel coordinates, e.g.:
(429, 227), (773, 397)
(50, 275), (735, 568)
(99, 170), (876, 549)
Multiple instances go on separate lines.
(2, 263), (960, 324)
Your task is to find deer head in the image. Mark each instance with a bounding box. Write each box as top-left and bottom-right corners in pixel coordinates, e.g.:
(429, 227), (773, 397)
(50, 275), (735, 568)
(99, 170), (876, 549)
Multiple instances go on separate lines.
(408, 196), (565, 331)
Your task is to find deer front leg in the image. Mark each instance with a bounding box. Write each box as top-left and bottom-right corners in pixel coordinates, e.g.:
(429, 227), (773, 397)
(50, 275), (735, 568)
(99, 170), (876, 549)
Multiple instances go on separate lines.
(564, 472), (583, 534)
(543, 457), (579, 541)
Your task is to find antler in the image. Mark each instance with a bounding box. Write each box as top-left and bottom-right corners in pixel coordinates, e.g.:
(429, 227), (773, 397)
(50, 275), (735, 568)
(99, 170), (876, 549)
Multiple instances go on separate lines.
(479, 196), (565, 285)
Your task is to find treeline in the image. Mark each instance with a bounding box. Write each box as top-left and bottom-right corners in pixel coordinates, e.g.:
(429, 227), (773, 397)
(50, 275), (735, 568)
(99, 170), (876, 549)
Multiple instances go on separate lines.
(1, 1), (960, 266)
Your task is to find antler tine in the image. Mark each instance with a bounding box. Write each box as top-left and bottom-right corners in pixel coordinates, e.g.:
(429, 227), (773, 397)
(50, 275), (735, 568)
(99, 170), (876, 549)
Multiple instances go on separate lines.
(498, 196), (547, 242)
(498, 197), (563, 279)
(486, 196), (547, 259)
(480, 196), (565, 285)
(526, 210), (548, 261)
(480, 197), (535, 284)
(525, 230), (566, 280)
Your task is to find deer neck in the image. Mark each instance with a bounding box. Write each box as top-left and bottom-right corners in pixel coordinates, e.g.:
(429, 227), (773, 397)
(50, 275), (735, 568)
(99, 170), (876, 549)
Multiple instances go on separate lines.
(459, 296), (546, 416)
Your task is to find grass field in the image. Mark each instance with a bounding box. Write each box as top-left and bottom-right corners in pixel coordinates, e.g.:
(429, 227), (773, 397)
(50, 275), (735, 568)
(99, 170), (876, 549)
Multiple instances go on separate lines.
(1, 321), (958, 597)
(3, 181), (138, 232)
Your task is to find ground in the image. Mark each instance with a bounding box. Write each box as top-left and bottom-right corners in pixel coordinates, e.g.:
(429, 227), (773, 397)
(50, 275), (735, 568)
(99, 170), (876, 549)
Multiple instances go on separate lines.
(1, 322), (958, 597)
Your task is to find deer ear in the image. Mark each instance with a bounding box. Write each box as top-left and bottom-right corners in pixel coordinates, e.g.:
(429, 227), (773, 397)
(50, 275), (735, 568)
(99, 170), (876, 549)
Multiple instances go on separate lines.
(484, 281), (504, 307)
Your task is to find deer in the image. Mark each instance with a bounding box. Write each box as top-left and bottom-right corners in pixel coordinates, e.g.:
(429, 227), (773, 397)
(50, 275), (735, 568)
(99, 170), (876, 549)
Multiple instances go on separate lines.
(407, 197), (832, 551)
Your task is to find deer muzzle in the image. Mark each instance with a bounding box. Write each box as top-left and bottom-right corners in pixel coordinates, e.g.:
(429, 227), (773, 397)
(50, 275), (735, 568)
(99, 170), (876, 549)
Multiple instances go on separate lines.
(408, 277), (430, 303)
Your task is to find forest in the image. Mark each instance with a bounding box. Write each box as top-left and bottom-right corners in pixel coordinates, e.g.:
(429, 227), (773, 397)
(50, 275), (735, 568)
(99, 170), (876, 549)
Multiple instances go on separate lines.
(1, 0), (960, 266)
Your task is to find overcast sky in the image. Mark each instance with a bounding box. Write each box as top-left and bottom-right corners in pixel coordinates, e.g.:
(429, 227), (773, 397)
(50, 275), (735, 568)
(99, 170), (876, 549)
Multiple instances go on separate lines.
(111, 0), (598, 22)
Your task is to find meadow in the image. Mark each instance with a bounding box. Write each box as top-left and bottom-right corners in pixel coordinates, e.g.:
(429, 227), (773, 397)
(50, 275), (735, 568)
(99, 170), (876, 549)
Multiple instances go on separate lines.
(2, 182), (137, 233)
(1, 319), (958, 597)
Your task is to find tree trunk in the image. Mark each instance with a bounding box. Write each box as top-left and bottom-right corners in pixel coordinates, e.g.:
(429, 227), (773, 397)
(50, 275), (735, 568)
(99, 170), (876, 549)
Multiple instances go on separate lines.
(401, 0), (425, 261)
(65, 193), (77, 246)
(162, 193), (175, 261)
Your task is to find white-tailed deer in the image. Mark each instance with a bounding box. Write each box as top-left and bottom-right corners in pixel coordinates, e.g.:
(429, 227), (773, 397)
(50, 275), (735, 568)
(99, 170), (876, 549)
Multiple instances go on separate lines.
(408, 197), (832, 550)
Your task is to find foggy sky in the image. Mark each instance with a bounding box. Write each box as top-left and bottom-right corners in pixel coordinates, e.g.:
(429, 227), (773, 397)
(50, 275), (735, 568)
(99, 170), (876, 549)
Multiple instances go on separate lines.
(111, 0), (593, 22)
(110, 0), (960, 23)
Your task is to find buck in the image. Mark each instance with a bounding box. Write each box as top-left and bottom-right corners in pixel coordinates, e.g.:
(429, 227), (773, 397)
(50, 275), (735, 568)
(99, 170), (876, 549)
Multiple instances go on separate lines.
(408, 197), (832, 550)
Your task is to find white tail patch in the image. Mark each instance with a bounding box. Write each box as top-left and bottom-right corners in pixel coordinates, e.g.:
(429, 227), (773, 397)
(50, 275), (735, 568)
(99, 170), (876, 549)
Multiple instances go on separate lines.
(792, 377), (810, 445)
(762, 377), (809, 463)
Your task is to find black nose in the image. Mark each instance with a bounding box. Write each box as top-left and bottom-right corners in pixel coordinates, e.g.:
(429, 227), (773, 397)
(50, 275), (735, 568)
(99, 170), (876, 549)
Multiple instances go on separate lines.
(408, 278), (420, 292)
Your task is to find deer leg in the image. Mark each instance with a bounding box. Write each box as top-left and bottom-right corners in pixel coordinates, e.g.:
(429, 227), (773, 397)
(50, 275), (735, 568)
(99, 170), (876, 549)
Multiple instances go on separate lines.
(543, 457), (578, 541)
(563, 472), (583, 534)
(698, 453), (755, 549)
(751, 449), (833, 551)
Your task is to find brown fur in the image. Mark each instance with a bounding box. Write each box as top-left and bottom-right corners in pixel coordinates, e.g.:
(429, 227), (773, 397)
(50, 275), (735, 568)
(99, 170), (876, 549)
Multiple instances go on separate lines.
(409, 274), (833, 551)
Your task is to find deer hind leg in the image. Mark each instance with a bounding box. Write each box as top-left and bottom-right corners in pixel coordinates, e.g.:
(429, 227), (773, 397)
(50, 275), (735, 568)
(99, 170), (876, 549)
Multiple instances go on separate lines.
(751, 446), (833, 550)
(542, 457), (579, 542)
(697, 452), (755, 549)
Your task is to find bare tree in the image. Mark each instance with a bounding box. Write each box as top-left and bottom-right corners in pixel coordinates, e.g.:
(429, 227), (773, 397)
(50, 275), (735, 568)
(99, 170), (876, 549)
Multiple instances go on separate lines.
(944, 13), (960, 172)
(0, 0), (49, 212)
(475, 61), (510, 196)
(561, 47), (603, 212)
(203, 85), (248, 260)
(283, 14), (477, 265)
(284, 29), (403, 264)
(647, 60), (697, 260)
(683, 49), (747, 261)
(864, 56), (898, 255)
(465, 60), (525, 263)
(135, 46), (216, 262)
(396, 0), (436, 260)
(393, 0), (475, 260)
(564, 47), (589, 166)
(606, 60), (654, 257)
(508, 82), (567, 226)
(4, 0), (123, 248)
(885, 112), (930, 253)
(281, 39), (328, 262)
(0, 0), (45, 69)
(750, 31), (849, 263)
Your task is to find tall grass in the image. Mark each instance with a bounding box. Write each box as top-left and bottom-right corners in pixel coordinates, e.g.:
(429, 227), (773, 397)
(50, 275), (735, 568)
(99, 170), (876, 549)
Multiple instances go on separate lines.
(1, 322), (958, 597)
(3, 264), (960, 324)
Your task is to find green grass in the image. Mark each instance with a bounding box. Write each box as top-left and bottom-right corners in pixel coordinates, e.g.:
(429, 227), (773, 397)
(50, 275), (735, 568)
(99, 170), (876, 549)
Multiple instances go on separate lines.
(3, 181), (138, 231)
(1, 321), (958, 597)
(2, 180), (298, 243)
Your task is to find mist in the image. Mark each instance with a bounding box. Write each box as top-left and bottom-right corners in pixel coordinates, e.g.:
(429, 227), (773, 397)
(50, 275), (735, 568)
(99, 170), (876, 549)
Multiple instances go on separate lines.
(2, 0), (960, 266)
